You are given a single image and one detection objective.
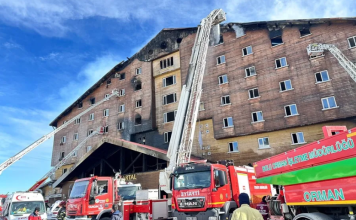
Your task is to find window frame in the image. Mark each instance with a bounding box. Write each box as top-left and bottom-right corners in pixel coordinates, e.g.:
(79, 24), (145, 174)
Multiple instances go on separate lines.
(223, 117), (234, 128)
(103, 109), (109, 117)
(74, 118), (81, 124)
(218, 74), (228, 85)
(87, 146), (92, 152)
(258, 137), (270, 149)
(245, 66), (256, 77)
(163, 110), (177, 123)
(119, 89), (125, 96)
(163, 93), (177, 105)
(87, 129), (94, 137)
(242, 46), (253, 56)
(119, 104), (125, 113)
(73, 133), (79, 141)
(78, 102), (83, 109)
(136, 99), (142, 108)
(89, 113), (95, 121)
(248, 88), (260, 99)
(199, 102), (205, 111)
(299, 28), (311, 37)
(291, 132), (306, 145)
(347, 36), (356, 49)
(216, 55), (226, 65)
(275, 57), (288, 69)
(251, 111), (264, 123)
(228, 141), (239, 153)
(135, 67), (142, 75)
(221, 95), (231, 105)
(321, 96), (338, 110)
(163, 75), (176, 87)
(105, 94), (110, 99)
(72, 150), (78, 157)
(315, 70), (330, 83)
(164, 131), (172, 143)
(118, 121), (124, 130)
(279, 79), (293, 92)
(61, 136), (66, 143)
(284, 104), (299, 117)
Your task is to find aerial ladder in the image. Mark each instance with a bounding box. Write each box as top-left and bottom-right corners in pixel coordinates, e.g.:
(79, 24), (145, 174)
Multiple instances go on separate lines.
(307, 43), (356, 82)
(159, 9), (226, 194)
(28, 126), (104, 191)
(0, 89), (120, 175)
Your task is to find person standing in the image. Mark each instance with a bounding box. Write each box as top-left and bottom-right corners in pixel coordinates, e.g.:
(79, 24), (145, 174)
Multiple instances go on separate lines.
(231, 193), (264, 220)
(111, 204), (123, 220)
(57, 201), (66, 220)
(28, 207), (41, 220)
(256, 196), (269, 220)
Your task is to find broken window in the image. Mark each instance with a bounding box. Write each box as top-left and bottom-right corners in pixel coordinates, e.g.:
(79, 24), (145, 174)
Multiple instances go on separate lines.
(285, 104), (298, 116)
(275, 57), (287, 68)
(163, 75), (176, 87)
(218, 74), (228, 84)
(135, 82), (142, 91)
(223, 117), (234, 127)
(107, 79), (111, 85)
(119, 73), (125, 80)
(89, 113), (94, 121)
(87, 129), (93, 136)
(280, 80), (293, 91)
(160, 57), (174, 69)
(163, 93), (177, 105)
(136, 68), (142, 75)
(74, 118), (81, 124)
(291, 132), (305, 144)
(73, 133), (78, 140)
(348, 36), (356, 48)
(228, 142), (238, 152)
(315, 70), (330, 83)
(248, 88), (259, 99)
(221, 95), (231, 105)
(321, 96), (337, 110)
(119, 104), (125, 113)
(86, 146), (92, 152)
(269, 29), (283, 46)
(118, 121), (124, 130)
(164, 131), (172, 143)
(135, 115), (142, 125)
(217, 55), (226, 65)
(78, 102), (83, 109)
(245, 66), (256, 77)
(258, 137), (270, 149)
(218, 34), (224, 44)
(136, 99), (142, 108)
(104, 126), (109, 133)
(103, 109), (109, 117)
(61, 136), (66, 143)
(300, 28), (311, 37)
(252, 111), (264, 122)
(105, 94), (110, 99)
(242, 46), (253, 56)
(119, 89), (125, 96)
(59, 152), (65, 160)
(164, 111), (176, 123)
(199, 102), (205, 111)
(90, 97), (95, 105)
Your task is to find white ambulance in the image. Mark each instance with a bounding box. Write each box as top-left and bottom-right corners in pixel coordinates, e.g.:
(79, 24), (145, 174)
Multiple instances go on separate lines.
(0, 191), (47, 220)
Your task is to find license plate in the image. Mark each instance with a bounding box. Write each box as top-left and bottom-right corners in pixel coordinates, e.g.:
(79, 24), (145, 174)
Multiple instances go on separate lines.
(186, 217), (197, 220)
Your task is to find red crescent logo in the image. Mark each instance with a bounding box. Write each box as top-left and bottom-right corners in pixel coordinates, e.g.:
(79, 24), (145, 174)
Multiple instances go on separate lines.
(16, 195), (21, 201)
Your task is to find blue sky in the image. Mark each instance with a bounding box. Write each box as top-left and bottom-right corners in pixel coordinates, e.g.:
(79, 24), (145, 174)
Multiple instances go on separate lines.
(0, 0), (355, 193)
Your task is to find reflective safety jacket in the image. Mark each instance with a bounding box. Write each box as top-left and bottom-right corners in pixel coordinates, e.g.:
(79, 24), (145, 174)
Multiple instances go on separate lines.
(231, 204), (264, 220)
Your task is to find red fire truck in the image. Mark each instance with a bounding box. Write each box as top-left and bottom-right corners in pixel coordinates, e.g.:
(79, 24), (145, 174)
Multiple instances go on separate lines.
(66, 174), (168, 220)
(254, 126), (356, 220)
(169, 160), (272, 220)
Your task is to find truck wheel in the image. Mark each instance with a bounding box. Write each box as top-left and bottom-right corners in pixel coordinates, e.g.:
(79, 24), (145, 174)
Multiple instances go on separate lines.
(293, 213), (333, 220)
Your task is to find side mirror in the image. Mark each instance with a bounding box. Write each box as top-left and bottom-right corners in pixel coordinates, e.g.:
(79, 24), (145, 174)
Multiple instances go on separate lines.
(46, 208), (50, 213)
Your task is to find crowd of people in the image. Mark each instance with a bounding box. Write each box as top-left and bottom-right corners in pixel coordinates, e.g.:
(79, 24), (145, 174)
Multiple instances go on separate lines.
(27, 193), (269, 220)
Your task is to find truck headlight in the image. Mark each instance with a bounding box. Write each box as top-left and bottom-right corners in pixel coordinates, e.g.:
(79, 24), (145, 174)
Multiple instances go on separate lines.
(208, 217), (217, 220)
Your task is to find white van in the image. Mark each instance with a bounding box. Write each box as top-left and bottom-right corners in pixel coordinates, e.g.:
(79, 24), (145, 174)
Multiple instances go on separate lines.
(0, 191), (47, 220)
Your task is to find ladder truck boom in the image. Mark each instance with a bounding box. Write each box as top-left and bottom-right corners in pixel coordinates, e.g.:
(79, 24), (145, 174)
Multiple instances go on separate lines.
(0, 89), (120, 175)
(307, 43), (356, 82)
(160, 9), (226, 193)
(29, 126), (104, 191)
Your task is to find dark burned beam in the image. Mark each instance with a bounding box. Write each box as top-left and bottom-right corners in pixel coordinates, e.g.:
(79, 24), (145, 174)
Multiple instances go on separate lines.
(105, 148), (121, 159)
(103, 159), (117, 174)
(123, 153), (142, 174)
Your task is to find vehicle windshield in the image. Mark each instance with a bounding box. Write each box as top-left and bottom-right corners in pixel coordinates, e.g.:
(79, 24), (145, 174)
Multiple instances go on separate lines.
(118, 186), (140, 200)
(69, 180), (89, 199)
(174, 171), (211, 190)
(10, 201), (45, 216)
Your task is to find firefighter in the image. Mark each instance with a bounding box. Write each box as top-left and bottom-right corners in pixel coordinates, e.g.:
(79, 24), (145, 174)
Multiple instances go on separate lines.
(57, 201), (66, 220)
(256, 196), (269, 220)
(28, 207), (41, 220)
(231, 193), (264, 220)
